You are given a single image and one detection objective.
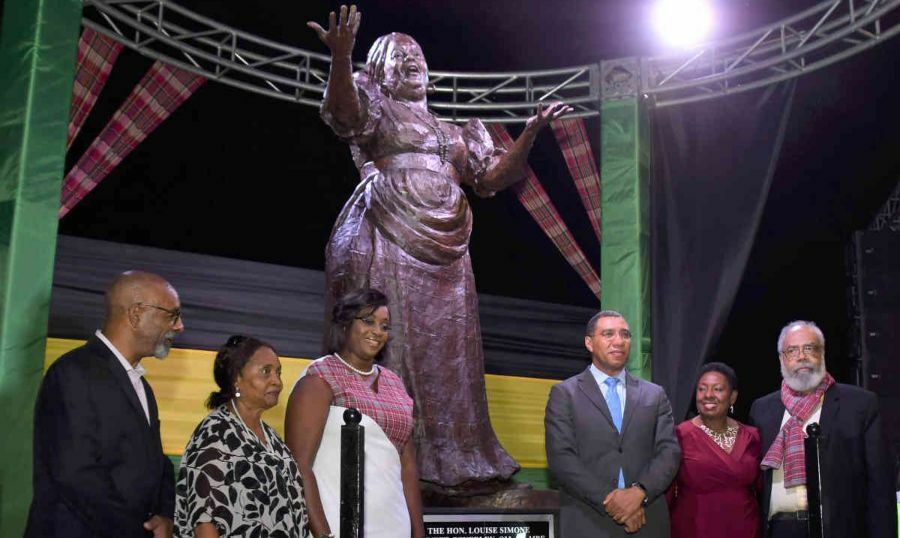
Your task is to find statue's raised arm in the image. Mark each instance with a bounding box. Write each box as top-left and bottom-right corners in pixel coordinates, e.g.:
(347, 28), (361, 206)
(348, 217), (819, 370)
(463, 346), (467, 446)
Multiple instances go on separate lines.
(478, 100), (572, 193)
(307, 4), (363, 131)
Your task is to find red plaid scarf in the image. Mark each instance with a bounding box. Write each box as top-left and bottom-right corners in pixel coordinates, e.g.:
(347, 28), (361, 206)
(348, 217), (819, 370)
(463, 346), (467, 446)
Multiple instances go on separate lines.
(760, 372), (834, 487)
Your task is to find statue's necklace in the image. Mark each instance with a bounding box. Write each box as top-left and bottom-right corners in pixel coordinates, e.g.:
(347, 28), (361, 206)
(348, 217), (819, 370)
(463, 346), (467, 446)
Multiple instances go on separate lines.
(397, 101), (449, 163)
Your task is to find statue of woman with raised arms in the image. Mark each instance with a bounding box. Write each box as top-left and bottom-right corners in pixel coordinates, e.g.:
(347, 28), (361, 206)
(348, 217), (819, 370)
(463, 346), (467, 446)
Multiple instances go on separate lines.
(310, 4), (571, 492)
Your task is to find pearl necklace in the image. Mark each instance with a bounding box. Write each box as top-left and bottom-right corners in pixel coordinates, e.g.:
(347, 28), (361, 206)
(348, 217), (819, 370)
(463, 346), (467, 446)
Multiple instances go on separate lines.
(698, 421), (739, 452)
(334, 352), (377, 376)
(396, 101), (448, 163)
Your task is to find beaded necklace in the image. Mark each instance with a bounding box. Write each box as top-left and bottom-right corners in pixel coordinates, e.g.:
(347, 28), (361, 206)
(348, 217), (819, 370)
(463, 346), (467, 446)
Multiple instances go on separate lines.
(698, 421), (739, 452)
(396, 101), (449, 163)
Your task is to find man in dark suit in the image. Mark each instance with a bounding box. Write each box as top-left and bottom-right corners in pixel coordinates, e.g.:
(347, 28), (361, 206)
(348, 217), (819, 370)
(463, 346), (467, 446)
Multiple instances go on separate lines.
(545, 310), (680, 537)
(748, 320), (897, 538)
(25, 271), (185, 538)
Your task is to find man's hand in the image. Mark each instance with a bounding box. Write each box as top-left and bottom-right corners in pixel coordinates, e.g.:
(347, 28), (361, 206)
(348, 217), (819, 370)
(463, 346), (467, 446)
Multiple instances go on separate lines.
(143, 515), (174, 538)
(623, 507), (646, 533)
(603, 486), (646, 522)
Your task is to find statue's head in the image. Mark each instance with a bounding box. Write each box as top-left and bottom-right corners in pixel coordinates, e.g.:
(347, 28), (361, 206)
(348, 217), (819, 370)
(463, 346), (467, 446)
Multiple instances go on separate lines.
(365, 32), (428, 102)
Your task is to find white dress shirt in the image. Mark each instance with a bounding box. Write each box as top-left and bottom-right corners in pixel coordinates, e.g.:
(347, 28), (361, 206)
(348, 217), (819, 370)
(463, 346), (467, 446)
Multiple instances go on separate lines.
(96, 330), (150, 425)
(589, 364), (627, 415)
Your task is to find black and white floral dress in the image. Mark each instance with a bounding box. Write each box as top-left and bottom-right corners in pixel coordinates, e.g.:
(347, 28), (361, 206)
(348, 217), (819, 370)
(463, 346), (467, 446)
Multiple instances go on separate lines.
(174, 405), (308, 538)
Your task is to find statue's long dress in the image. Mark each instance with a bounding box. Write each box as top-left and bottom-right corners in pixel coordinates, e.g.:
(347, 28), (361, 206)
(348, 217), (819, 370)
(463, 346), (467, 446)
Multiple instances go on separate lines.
(321, 74), (519, 487)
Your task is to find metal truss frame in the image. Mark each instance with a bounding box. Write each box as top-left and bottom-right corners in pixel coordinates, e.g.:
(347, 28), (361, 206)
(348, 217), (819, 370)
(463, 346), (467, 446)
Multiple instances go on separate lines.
(83, 0), (899, 120)
(81, 0), (598, 123)
(644, 0), (900, 108)
(868, 178), (900, 231)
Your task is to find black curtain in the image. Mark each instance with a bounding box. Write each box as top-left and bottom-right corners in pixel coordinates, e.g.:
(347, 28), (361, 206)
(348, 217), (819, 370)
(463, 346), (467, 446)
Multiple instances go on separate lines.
(651, 81), (797, 421)
(50, 235), (593, 379)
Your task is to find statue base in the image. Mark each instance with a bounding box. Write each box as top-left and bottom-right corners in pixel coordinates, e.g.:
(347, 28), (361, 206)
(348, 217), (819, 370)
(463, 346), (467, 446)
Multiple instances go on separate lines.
(423, 481), (560, 537)
(422, 480), (559, 510)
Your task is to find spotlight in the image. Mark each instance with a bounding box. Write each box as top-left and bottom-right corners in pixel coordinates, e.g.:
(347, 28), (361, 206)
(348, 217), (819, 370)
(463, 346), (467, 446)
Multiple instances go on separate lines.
(652, 0), (714, 49)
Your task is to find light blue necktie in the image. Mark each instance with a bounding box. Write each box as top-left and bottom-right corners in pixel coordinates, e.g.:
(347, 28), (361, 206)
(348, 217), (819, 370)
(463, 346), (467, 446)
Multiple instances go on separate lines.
(604, 376), (626, 488)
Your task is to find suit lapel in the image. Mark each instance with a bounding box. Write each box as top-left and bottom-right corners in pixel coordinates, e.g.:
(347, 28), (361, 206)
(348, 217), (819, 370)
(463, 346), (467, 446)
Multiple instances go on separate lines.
(761, 395), (785, 450)
(576, 368), (616, 431)
(144, 378), (161, 432)
(620, 372), (642, 437)
(92, 337), (152, 431)
(817, 383), (839, 440)
(756, 393), (785, 521)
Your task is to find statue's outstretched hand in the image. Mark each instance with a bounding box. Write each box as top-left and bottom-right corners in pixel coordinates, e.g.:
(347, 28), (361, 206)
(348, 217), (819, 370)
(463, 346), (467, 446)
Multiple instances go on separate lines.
(525, 101), (574, 132)
(307, 4), (361, 60)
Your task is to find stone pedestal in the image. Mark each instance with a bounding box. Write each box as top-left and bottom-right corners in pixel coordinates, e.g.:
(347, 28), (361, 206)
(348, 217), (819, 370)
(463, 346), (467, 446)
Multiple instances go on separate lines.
(423, 484), (559, 510)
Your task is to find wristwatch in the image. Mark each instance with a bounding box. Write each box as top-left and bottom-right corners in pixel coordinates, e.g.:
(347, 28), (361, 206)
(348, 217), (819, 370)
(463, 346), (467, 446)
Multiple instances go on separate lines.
(631, 482), (649, 506)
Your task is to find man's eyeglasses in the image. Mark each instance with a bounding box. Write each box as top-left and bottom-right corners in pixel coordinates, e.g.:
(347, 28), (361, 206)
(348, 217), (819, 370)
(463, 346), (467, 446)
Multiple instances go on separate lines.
(135, 303), (182, 324)
(781, 344), (822, 359)
(597, 329), (632, 340)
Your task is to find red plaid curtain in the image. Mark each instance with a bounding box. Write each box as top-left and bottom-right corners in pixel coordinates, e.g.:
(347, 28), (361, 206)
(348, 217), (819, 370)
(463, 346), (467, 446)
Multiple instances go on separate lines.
(551, 119), (602, 242)
(60, 61), (206, 218)
(68, 28), (123, 150)
(487, 124), (601, 300)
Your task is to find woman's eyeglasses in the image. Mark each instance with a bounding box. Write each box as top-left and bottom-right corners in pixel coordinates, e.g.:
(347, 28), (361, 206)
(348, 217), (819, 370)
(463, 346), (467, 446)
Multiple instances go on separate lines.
(355, 316), (391, 333)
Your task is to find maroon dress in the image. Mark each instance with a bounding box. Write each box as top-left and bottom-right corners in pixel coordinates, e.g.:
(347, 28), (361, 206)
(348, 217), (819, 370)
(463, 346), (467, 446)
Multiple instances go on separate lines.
(320, 72), (518, 487)
(668, 420), (762, 538)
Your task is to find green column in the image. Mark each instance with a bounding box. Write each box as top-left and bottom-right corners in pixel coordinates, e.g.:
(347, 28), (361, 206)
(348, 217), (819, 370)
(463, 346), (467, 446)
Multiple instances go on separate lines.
(599, 58), (652, 380)
(0, 1), (82, 535)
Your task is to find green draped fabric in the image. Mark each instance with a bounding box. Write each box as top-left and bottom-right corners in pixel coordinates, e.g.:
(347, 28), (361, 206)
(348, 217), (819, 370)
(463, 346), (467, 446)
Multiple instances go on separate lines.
(600, 98), (652, 380)
(0, 1), (82, 535)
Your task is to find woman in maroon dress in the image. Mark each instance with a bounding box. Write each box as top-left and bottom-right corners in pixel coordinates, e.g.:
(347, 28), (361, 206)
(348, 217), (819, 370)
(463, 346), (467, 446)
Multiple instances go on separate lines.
(307, 5), (570, 491)
(668, 362), (762, 538)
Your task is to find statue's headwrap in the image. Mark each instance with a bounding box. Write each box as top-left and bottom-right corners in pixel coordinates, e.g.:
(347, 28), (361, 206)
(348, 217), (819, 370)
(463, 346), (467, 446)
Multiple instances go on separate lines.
(364, 32), (417, 88)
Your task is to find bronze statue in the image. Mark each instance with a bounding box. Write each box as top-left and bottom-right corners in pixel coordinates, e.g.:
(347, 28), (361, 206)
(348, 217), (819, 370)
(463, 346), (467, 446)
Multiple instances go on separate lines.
(309, 5), (571, 491)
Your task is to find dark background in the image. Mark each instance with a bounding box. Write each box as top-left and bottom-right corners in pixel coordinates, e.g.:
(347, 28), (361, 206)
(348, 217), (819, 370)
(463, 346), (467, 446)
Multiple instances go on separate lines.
(58, 0), (899, 418)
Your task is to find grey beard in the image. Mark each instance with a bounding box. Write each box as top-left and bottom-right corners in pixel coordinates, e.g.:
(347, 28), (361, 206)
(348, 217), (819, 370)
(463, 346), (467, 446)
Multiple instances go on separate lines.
(781, 360), (826, 393)
(153, 332), (176, 359)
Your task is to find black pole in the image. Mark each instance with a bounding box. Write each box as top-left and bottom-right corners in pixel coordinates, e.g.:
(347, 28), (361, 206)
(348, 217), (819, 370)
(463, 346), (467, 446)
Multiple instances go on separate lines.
(341, 408), (365, 538)
(805, 422), (824, 538)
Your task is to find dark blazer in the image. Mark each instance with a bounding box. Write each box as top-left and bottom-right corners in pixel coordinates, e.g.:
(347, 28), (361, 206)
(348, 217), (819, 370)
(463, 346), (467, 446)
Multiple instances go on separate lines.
(25, 335), (175, 538)
(748, 382), (897, 538)
(545, 368), (681, 537)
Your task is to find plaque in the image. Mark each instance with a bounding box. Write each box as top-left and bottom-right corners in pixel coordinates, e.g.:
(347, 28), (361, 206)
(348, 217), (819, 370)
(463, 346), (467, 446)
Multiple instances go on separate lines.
(424, 509), (557, 538)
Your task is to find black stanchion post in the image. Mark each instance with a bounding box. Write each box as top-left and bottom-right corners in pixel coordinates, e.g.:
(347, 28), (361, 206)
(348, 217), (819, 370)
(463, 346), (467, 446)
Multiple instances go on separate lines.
(341, 408), (365, 538)
(805, 422), (824, 538)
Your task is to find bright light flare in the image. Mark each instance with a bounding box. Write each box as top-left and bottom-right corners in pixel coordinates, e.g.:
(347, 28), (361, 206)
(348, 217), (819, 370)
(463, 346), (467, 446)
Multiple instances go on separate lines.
(653, 0), (714, 49)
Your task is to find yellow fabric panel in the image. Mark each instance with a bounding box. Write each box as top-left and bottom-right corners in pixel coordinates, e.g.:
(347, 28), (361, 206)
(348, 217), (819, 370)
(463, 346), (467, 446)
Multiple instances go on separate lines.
(484, 373), (556, 468)
(44, 339), (555, 467)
